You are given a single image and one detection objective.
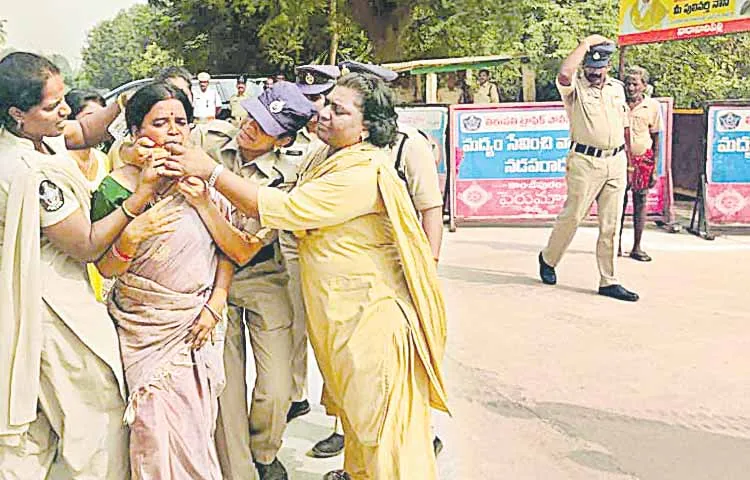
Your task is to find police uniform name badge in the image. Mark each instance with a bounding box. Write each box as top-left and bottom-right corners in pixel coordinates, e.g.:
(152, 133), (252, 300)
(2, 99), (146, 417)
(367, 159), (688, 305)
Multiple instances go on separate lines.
(39, 180), (64, 212)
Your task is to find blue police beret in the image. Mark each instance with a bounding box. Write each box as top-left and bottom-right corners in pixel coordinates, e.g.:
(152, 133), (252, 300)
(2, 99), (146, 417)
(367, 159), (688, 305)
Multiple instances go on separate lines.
(295, 64), (341, 95)
(584, 42), (617, 68)
(338, 60), (398, 82)
(240, 81), (316, 137)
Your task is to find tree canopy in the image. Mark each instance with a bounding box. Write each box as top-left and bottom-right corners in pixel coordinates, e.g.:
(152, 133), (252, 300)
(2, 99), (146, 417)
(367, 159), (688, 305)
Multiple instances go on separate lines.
(78, 4), (182, 90)
(73, 0), (750, 107)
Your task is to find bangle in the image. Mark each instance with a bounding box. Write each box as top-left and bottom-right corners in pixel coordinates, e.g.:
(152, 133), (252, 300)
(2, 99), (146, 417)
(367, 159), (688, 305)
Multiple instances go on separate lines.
(202, 303), (223, 323)
(121, 203), (137, 220)
(112, 243), (134, 262)
(208, 164), (224, 188)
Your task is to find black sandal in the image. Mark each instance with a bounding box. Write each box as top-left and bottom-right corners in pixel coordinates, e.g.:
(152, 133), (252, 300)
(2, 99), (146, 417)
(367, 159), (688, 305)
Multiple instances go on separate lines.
(629, 251), (652, 262)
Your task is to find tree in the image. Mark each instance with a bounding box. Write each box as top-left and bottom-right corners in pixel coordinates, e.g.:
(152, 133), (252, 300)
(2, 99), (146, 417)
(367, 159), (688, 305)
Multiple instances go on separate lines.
(398, 0), (619, 100)
(150, 0), (371, 75)
(626, 33), (750, 108)
(78, 4), (182, 89)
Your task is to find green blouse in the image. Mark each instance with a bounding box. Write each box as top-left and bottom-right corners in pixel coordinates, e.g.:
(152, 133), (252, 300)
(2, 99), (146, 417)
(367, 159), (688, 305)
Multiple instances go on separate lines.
(90, 175), (133, 222)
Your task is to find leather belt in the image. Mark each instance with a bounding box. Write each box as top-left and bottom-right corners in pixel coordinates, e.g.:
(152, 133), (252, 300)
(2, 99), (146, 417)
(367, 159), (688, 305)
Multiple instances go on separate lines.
(570, 142), (625, 158)
(249, 243), (276, 266)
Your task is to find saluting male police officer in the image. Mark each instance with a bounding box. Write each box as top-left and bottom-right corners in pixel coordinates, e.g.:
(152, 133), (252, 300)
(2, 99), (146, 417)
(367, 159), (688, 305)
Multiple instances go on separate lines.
(538, 35), (640, 302)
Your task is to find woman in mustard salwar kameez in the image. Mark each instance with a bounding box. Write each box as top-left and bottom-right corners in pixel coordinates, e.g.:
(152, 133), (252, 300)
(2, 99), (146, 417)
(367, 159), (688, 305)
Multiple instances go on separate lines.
(163, 73), (449, 480)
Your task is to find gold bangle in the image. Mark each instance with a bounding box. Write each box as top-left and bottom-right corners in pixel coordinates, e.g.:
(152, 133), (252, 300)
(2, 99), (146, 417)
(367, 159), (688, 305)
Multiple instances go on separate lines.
(121, 203), (137, 220)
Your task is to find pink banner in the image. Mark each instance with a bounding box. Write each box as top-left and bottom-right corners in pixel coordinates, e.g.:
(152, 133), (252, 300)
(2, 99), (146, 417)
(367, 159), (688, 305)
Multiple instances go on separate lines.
(455, 178), (668, 219)
(706, 183), (750, 224)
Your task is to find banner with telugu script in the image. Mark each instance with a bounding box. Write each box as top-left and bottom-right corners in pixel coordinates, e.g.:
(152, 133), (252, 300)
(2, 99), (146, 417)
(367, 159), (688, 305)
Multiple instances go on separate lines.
(705, 105), (750, 223)
(618, 0), (750, 45)
(449, 101), (674, 225)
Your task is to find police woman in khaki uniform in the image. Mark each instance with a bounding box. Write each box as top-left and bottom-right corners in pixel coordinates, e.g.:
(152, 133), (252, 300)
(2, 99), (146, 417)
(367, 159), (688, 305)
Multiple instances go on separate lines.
(538, 36), (640, 302)
(202, 82), (315, 480)
(0, 52), (166, 479)
(309, 61), (446, 469)
(284, 64), (341, 425)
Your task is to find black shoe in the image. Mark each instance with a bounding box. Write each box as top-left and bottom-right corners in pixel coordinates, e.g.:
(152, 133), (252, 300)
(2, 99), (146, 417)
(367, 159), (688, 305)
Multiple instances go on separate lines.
(287, 400), (311, 423)
(322, 470), (351, 480)
(310, 432), (345, 458)
(255, 458), (288, 480)
(598, 285), (639, 302)
(433, 435), (443, 456)
(538, 252), (557, 285)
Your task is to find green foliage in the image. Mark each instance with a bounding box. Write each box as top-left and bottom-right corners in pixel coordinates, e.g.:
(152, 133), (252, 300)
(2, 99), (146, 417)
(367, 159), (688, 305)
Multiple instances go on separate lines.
(129, 43), (184, 80)
(402, 0), (620, 101)
(78, 4), (182, 90)
(626, 33), (750, 108)
(79, 0), (750, 106)
(150, 0), (371, 76)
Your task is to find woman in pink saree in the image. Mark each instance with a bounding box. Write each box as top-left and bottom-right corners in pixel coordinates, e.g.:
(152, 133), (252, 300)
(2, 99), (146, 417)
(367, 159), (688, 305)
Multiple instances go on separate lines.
(92, 82), (236, 479)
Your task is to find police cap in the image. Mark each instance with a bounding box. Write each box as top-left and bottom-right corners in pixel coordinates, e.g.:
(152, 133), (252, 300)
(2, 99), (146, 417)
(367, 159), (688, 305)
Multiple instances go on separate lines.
(583, 42), (617, 68)
(295, 64), (341, 95)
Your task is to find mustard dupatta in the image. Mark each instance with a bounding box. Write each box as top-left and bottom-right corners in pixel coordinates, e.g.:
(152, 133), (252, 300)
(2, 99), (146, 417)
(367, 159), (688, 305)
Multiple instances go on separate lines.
(304, 143), (450, 413)
(0, 155), (91, 441)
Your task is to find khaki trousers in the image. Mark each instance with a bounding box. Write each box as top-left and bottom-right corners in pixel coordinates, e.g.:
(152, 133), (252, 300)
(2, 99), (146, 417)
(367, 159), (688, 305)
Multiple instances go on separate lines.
(0, 303), (129, 480)
(542, 150), (627, 287)
(279, 231), (308, 402)
(215, 277), (293, 473)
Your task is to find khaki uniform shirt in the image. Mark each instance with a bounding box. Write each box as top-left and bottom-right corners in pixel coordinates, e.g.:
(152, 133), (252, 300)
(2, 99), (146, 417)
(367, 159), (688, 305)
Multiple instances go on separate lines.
(628, 97), (662, 156)
(473, 82), (499, 103)
(391, 124), (443, 212)
(0, 129), (126, 434)
(210, 141), (298, 284)
(281, 127), (317, 169)
(436, 87), (462, 105)
(557, 72), (629, 150)
(229, 92), (251, 127)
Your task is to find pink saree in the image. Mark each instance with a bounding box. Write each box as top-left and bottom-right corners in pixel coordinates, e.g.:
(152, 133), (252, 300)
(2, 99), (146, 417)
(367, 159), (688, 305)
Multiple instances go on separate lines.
(108, 194), (227, 480)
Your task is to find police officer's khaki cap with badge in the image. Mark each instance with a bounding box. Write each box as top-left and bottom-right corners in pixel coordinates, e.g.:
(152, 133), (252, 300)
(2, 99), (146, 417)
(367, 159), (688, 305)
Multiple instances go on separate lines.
(583, 43), (617, 68)
(295, 64), (341, 96)
(240, 81), (317, 137)
(338, 60), (399, 82)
